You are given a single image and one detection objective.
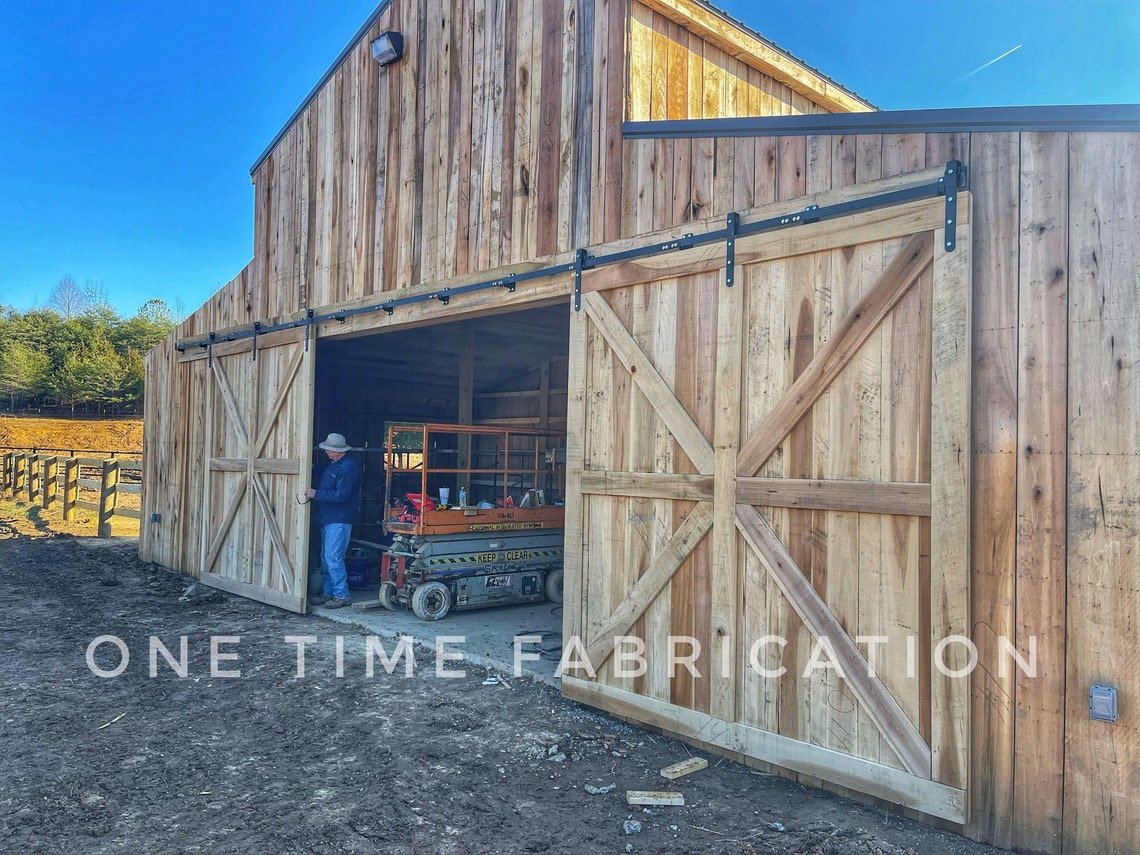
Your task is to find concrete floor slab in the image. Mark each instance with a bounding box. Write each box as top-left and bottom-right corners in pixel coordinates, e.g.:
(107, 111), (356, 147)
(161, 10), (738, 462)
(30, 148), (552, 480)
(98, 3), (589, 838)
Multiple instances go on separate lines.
(310, 589), (564, 686)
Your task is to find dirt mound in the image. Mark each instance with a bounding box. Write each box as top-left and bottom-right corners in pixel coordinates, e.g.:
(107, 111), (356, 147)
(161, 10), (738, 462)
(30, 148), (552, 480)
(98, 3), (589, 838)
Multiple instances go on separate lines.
(0, 415), (142, 453)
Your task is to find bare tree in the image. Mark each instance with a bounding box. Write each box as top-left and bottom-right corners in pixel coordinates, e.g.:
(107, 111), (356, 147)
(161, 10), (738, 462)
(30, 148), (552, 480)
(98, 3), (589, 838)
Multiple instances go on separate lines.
(48, 275), (89, 320)
(85, 280), (113, 313)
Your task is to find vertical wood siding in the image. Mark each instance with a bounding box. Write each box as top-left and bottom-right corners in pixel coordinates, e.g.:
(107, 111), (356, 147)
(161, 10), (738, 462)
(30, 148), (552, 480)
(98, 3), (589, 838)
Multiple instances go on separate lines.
(139, 0), (1140, 849)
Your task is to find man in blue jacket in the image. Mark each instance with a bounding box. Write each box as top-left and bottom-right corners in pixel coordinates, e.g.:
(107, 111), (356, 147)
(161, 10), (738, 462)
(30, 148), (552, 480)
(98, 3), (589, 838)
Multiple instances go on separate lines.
(304, 432), (360, 609)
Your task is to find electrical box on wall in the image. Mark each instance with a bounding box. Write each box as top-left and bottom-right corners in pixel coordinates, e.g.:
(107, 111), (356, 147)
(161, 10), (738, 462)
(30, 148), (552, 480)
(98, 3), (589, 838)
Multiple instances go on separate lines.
(1089, 684), (1118, 722)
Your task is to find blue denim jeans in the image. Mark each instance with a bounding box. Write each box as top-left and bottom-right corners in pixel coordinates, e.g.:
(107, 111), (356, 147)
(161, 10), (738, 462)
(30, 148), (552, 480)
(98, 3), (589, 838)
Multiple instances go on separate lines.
(320, 523), (353, 600)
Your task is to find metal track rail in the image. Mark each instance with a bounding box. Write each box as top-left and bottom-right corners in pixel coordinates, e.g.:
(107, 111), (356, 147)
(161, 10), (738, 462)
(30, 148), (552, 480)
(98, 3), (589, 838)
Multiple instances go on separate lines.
(176, 161), (966, 354)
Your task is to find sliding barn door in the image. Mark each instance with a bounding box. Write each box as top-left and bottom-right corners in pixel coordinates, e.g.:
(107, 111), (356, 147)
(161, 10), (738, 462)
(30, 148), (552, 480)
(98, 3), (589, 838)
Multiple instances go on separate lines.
(562, 190), (971, 822)
(197, 330), (316, 613)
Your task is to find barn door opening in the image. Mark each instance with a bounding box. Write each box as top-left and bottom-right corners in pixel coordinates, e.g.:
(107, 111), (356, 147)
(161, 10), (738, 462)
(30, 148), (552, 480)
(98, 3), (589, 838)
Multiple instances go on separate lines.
(562, 187), (971, 822)
(197, 330), (316, 613)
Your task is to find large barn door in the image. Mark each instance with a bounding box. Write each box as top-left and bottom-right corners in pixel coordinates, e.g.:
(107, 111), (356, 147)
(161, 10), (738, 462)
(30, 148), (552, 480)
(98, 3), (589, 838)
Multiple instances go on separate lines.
(562, 189), (971, 822)
(197, 330), (316, 613)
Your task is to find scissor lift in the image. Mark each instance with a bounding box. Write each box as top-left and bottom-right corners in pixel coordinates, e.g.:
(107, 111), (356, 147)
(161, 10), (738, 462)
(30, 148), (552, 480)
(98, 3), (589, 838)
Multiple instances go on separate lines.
(379, 423), (566, 620)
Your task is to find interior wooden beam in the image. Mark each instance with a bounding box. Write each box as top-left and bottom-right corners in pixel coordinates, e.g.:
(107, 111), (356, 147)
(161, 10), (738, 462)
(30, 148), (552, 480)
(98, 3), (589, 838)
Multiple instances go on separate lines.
(475, 388), (570, 400)
(457, 324), (475, 474)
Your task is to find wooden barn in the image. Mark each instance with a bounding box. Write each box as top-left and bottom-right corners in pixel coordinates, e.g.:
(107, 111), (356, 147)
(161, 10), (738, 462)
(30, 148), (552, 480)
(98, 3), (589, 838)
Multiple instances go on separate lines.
(139, 0), (1140, 851)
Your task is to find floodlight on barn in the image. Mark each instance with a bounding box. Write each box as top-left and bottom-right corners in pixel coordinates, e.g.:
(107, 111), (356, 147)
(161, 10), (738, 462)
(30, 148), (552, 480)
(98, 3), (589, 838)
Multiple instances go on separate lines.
(370, 32), (403, 67)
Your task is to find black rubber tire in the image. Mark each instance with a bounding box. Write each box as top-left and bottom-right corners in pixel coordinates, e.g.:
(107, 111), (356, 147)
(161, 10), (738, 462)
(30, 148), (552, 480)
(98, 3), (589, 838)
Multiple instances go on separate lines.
(411, 581), (452, 621)
(544, 568), (564, 604)
(378, 581), (398, 611)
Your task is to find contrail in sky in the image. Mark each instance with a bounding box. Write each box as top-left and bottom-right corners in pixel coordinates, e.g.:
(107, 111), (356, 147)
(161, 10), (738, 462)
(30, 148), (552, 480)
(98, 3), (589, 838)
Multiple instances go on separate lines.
(959, 44), (1023, 80)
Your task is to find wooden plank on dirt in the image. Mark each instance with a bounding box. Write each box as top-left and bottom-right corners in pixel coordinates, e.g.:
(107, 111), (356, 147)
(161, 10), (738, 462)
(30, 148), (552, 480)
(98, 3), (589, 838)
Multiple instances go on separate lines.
(626, 790), (685, 806)
(660, 757), (708, 780)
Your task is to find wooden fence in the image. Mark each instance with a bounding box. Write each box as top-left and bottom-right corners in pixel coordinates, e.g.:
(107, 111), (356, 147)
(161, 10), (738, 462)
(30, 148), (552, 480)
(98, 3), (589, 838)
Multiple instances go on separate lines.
(0, 450), (143, 537)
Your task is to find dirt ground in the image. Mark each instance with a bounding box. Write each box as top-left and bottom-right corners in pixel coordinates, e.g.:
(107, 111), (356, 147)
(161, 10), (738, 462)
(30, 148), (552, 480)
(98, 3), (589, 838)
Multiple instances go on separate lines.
(0, 514), (1011, 854)
(0, 415), (142, 454)
(0, 493), (139, 539)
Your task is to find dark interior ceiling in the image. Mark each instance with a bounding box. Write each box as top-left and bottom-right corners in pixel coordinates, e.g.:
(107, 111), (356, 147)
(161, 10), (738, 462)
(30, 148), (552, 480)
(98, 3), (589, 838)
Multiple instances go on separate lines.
(317, 304), (570, 397)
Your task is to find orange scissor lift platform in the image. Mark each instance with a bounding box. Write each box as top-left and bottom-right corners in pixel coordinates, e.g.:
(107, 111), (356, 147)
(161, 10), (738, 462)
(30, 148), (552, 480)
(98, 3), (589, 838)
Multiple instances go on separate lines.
(379, 423), (566, 619)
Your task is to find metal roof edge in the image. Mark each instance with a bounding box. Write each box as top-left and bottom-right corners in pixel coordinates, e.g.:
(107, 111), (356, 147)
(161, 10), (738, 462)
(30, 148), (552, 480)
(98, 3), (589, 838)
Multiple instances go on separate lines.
(623, 104), (1140, 139)
(249, 0), (394, 177)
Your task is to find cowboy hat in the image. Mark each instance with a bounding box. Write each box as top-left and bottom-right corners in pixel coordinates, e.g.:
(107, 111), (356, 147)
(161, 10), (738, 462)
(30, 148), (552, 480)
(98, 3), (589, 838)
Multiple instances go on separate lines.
(318, 432), (351, 452)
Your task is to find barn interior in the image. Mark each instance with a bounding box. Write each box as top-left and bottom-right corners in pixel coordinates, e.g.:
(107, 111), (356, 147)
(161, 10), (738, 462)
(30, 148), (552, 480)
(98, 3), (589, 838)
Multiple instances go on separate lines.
(308, 303), (570, 653)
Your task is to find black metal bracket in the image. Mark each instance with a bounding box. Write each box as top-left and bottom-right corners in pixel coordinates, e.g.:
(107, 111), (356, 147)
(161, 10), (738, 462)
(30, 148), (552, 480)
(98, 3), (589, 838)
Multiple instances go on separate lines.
(770, 201), (819, 229)
(940, 160), (966, 252)
(573, 248), (587, 312)
(303, 308), (315, 351)
(251, 321), (261, 361)
(725, 212), (739, 287)
(494, 275), (517, 293)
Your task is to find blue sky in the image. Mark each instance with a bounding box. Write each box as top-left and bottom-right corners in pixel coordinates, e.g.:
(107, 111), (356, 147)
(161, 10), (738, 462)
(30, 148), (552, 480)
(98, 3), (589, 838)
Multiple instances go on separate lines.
(2, 0), (1137, 317)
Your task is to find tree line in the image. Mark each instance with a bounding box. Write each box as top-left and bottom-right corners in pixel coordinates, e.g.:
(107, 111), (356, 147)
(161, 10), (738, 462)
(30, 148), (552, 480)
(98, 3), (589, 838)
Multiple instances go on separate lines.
(0, 277), (178, 415)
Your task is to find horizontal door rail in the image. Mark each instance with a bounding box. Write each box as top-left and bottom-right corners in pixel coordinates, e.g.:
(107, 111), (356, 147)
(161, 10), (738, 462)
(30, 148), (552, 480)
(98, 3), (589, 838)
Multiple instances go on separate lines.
(175, 162), (967, 355)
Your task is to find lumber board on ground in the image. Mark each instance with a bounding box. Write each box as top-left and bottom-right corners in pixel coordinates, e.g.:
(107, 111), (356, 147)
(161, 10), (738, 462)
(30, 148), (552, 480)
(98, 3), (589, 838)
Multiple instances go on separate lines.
(564, 676), (965, 823)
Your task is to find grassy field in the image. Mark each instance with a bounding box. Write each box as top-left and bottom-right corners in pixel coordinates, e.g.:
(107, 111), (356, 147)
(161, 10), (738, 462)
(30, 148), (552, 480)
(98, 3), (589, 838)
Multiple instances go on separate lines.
(0, 415), (142, 454)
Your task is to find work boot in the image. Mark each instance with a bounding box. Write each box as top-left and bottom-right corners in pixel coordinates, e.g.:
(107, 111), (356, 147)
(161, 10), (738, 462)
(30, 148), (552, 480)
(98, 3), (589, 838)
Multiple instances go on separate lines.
(325, 597), (351, 609)
(309, 594), (331, 606)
